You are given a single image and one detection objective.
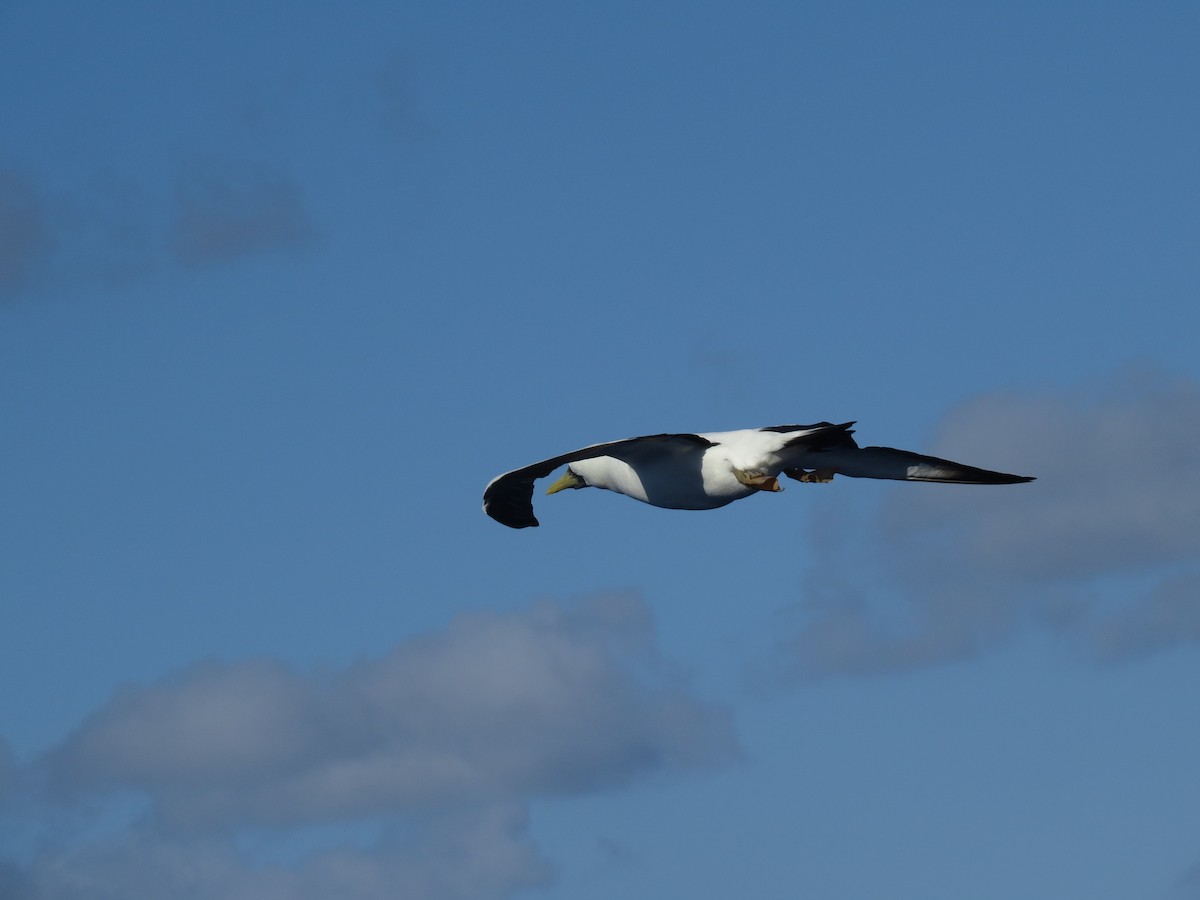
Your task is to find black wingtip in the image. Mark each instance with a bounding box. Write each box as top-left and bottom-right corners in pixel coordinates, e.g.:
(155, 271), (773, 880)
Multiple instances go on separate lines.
(483, 501), (540, 529)
(487, 513), (541, 529)
(984, 471), (1036, 484)
(949, 468), (1037, 485)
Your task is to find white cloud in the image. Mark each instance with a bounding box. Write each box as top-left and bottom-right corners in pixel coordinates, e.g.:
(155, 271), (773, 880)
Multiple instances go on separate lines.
(47, 594), (731, 829)
(898, 366), (1200, 580)
(774, 366), (1200, 680)
(5, 594), (733, 899)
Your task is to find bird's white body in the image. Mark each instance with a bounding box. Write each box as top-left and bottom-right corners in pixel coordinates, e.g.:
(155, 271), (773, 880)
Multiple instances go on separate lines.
(569, 428), (797, 509)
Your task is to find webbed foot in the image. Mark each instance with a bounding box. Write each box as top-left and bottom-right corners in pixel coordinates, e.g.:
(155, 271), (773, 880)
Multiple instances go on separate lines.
(784, 468), (836, 484)
(733, 468), (783, 492)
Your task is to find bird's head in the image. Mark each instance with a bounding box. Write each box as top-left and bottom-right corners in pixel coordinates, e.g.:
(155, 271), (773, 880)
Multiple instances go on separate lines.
(546, 466), (587, 494)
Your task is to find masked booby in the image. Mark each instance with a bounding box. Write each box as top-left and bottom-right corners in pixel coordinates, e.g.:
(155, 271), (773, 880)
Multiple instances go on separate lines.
(483, 421), (1033, 529)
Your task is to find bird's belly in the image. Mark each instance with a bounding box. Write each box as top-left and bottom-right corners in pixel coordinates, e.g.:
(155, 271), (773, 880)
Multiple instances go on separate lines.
(588, 454), (758, 510)
(640, 460), (754, 510)
(650, 493), (741, 511)
(589, 458), (740, 510)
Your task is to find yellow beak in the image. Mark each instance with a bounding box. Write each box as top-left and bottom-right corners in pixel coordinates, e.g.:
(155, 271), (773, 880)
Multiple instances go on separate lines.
(546, 469), (585, 494)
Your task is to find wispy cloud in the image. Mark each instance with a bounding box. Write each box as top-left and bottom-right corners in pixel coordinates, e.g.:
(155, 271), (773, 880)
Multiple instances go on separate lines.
(172, 162), (315, 267)
(0, 159), (318, 301)
(772, 366), (1200, 680)
(0, 169), (55, 298)
(3, 595), (734, 898)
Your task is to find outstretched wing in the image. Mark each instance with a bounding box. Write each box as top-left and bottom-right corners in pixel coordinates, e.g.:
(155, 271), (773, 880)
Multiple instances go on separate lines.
(785, 444), (1035, 485)
(483, 433), (714, 528)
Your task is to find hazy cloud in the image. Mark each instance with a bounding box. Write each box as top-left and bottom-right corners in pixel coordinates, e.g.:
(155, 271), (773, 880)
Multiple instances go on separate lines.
(55, 171), (167, 287)
(173, 162), (315, 267)
(374, 53), (426, 141)
(0, 737), (15, 804)
(5, 595), (733, 899)
(1089, 570), (1200, 663)
(1176, 857), (1200, 900)
(896, 367), (1200, 580)
(0, 159), (318, 300)
(0, 169), (55, 297)
(16, 804), (549, 900)
(775, 366), (1200, 680)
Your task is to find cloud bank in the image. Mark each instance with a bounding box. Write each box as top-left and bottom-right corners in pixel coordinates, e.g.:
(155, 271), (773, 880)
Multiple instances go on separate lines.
(3, 595), (734, 899)
(777, 366), (1200, 679)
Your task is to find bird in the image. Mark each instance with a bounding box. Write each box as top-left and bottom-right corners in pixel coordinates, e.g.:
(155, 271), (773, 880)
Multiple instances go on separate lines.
(483, 421), (1034, 528)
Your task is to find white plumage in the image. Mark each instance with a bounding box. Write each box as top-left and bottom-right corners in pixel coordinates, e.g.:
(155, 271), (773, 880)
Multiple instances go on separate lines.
(483, 421), (1033, 529)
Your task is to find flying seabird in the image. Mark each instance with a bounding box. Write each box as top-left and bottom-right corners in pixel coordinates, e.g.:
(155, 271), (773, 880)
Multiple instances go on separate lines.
(483, 421), (1034, 529)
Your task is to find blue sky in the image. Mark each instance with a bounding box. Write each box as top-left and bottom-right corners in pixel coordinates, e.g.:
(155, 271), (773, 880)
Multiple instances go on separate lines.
(2, 2), (1199, 898)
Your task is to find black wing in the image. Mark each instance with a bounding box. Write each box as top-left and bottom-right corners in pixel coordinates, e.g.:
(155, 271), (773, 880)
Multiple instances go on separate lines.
(779, 421), (859, 451)
(839, 446), (1035, 483)
(785, 445), (1035, 484)
(483, 433), (714, 528)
